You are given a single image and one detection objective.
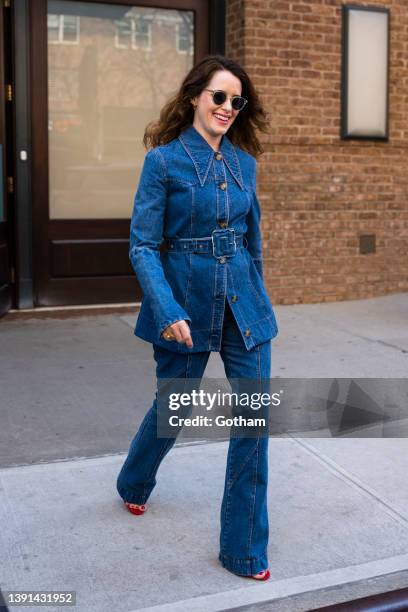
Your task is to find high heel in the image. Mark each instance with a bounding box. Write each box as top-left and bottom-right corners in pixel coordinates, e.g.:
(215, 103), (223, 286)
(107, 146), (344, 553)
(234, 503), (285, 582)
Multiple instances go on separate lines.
(124, 501), (146, 515)
(242, 569), (270, 581)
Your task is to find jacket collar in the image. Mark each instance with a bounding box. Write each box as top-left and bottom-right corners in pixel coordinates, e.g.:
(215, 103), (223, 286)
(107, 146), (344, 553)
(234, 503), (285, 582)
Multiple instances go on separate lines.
(178, 124), (244, 190)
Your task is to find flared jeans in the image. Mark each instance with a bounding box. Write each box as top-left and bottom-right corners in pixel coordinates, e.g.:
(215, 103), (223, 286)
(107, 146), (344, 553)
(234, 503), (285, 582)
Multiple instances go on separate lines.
(116, 300), (272, 576)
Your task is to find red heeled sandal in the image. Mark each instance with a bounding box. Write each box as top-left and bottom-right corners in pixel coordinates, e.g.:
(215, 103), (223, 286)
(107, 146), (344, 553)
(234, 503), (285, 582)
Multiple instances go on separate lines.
(124, 501), (146, 515)
(243, 569), (270, 581)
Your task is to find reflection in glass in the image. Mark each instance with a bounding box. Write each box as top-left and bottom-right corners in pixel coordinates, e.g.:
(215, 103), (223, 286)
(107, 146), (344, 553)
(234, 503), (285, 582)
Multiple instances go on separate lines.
(47, 1), (194, 219)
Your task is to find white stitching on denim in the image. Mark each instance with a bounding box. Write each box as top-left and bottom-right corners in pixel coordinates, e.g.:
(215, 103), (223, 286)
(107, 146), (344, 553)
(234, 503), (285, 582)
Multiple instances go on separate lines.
(222, 146), (244, 190)
(227, 443), (258, 490)
(178, 135), (204, 186)
(178, 135), (213, 187)
(228, 267), (254, 348)
(220, 159), (230, 225)
(145, 351), (193, 486)
(155, 147), (168, 180)
(202, 155), (214, 185)
(209, 259), (218, 348)
(220, 443), (235, 551)
(212, 161), (221, 226)
(232, 145), (245, 187)
(243, 186), (252, 216)
(245, 253), (267, 309)
(245, 313), (276, 326)
(185, 352), (192, 379)
(247, 439), (260, 556)
(146, 425), (174, 485)
(183, 252), (193, 314)
(190, 185), (195, 237)
(257, 342), (261, 381)
(166, 176), (200, 186)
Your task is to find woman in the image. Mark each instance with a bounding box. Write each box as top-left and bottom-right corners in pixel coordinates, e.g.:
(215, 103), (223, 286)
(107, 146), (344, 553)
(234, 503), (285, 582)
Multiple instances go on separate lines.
(116, 54), (279, 580)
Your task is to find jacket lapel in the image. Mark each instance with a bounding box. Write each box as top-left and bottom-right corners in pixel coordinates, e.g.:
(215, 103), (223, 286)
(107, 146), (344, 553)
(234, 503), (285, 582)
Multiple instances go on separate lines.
(178, 124), (244, 190)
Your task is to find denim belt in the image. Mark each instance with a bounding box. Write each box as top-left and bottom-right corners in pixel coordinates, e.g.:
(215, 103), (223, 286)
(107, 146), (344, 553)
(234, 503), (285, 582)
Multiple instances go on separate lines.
(164, 228), (246, 260)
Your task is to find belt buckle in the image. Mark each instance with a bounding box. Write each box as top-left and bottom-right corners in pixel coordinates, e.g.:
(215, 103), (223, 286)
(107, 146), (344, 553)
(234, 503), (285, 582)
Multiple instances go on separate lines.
(211, 228), (236, 259)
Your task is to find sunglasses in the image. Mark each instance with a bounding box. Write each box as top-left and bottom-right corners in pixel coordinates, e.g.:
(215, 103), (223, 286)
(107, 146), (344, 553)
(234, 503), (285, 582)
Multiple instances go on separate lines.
(203, 89), (248, 112)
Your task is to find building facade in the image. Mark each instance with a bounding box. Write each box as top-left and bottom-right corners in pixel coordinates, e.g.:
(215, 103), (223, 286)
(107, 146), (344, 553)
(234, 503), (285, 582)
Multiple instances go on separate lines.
(0, 0), (406, 316)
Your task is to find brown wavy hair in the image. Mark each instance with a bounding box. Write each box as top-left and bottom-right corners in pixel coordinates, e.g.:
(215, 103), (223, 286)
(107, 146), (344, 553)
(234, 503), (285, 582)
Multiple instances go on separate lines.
(142, 54), (270, 158)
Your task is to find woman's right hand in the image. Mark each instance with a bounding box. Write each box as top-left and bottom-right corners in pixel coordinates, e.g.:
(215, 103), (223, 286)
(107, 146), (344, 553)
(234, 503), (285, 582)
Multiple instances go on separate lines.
(161, 320), (193, 348)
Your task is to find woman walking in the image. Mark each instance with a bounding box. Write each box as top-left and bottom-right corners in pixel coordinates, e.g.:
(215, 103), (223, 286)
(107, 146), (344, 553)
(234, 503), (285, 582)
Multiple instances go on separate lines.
(116, 54), (279, 580)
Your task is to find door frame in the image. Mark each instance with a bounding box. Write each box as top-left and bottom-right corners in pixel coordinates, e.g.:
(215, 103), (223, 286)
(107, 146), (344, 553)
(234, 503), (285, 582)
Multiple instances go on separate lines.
(30, 0), (210, 307)
(14, 0), (35, 309)
(0, 0), (14, 315)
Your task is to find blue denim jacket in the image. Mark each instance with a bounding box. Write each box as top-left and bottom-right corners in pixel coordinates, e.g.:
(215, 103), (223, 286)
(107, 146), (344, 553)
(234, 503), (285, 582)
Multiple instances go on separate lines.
(129, 123), (279, 352)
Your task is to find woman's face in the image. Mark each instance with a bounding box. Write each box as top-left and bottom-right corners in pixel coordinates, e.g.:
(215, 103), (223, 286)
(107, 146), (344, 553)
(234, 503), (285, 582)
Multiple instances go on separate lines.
(191, 70), (243, 142)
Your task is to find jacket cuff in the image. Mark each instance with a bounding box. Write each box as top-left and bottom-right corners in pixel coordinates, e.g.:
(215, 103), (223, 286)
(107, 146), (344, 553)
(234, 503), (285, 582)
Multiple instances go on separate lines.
(158, 312), (192, 342)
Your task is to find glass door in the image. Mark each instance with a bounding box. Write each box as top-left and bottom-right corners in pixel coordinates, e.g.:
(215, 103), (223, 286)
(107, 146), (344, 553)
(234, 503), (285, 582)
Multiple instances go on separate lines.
(0, 1), (13, 316)
(31, 0), (208, 306)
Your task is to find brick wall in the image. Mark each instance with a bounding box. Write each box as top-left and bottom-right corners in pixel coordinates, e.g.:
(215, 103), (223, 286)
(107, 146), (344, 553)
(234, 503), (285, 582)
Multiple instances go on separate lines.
(226, 0), (408, 304)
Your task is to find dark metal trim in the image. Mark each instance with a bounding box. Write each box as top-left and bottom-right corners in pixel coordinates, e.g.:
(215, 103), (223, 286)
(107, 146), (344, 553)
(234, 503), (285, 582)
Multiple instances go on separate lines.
(0, 0), (14, 315)
(209, 0), (226, 55)
(14, 0), (34, 307)
(0, 586), (10, 612)
(341, 4), (390, 141)
(228, 585), (408, 612)
(310, 586), (408, 611)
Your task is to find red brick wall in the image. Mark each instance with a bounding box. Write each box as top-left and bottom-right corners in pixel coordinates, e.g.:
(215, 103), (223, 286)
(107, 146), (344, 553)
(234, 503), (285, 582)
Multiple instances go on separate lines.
(226, 0), (408, 304)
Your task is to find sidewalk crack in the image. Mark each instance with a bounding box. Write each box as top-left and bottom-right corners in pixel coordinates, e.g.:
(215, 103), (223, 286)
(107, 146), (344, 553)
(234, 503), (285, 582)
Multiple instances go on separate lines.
(288, 436), (408, 529)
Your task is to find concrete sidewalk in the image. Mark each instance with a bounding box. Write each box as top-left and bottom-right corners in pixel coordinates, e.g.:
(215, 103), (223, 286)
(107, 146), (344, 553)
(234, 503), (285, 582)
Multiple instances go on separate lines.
(1, 292), (408, 611)
(1, 439), (408, 612)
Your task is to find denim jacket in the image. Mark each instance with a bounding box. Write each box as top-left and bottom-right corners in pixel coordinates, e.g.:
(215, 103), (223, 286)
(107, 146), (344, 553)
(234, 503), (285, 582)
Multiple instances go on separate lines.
(129, 123), (279, 353)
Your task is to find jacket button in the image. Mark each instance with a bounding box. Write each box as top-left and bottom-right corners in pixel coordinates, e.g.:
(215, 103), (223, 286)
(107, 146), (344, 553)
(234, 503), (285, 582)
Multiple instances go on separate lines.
(215, 153), (222, 160)
(219, 257), (226, 264)
(219, 182), (227, 190)
(245, 328), (251, 336)
(231, 295), (238, 302)
(218, 220), (228, 228)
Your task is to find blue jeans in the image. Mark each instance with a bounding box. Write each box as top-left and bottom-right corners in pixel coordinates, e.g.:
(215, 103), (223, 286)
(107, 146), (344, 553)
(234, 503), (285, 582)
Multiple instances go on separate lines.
(116, 299), (272, 576)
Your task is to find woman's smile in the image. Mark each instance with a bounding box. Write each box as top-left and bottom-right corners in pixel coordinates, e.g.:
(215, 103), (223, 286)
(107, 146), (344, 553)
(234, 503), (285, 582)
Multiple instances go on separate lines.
(213, 112), (231, 125)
